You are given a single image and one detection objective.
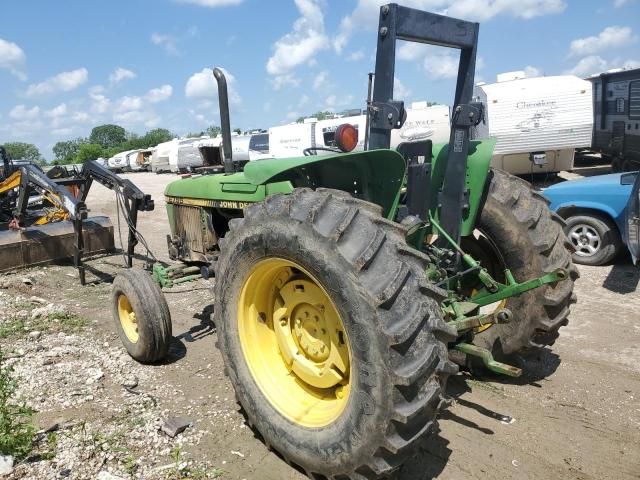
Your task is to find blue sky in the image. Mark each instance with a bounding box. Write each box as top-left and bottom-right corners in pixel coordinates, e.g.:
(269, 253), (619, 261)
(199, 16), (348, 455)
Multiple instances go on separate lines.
(0, 0), (639, 160)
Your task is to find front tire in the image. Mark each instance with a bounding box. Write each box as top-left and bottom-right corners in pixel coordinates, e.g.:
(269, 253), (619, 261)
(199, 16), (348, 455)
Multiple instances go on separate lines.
(215, 188), (457, 479)
(469, 169), (578, 360)
(111, 269), (172, 363)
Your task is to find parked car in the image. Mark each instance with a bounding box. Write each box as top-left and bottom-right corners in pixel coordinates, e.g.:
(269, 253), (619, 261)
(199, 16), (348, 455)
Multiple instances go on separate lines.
(543, 171), (639, 265)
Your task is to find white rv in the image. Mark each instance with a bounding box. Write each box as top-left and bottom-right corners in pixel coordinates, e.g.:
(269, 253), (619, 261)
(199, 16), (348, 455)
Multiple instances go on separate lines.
(268, 103), (451, 158)
(151, 140), (174, 173)
(473, 73), (593, 175)
(128, 149), (153, 172)
(108, 149), (136, 172)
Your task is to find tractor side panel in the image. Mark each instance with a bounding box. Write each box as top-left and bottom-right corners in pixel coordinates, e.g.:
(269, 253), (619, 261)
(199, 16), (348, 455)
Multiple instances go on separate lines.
(430, 138), (496, 237)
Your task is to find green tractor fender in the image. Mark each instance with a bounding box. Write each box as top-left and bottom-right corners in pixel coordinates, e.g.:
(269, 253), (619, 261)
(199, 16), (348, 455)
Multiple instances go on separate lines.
(430, 138), (496, 237)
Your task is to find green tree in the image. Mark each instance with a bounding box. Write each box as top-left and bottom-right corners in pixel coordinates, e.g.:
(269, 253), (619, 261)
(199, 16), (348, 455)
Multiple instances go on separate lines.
(233, 128), (242, 135)
(140, 128), (174, 147)
(75, 143), (104, 163)
(89, 124), (126, 149)
(206, 125), (221, 137)
(52, 137), (87, 163)
(2, 142), (45, 165)
(296, 111), (334, 123)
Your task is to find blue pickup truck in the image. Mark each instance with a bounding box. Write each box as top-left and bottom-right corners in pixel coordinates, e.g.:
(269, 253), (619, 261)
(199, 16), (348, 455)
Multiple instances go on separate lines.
(544, 171), (639, 266)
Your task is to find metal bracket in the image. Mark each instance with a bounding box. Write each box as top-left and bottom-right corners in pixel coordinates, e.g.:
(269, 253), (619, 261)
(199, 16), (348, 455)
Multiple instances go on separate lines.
(451, 102), (484, 128)
(368, 100), (406, 130)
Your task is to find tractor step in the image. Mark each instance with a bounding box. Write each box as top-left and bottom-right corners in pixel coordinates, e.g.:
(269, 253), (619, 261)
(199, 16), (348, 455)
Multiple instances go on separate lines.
(0, 216), (114, 273)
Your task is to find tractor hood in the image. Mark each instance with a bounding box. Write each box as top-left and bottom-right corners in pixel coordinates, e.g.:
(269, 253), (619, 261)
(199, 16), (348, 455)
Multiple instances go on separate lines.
(165, 150), (407, 217)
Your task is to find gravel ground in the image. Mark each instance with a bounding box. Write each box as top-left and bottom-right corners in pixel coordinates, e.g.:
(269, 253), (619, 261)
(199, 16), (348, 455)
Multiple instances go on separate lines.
(1, 164), (639, 480)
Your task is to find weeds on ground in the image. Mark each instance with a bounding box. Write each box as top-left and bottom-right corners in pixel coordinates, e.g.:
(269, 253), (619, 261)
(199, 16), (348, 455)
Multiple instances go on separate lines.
(166, 447), (224, 479)
(0, 310), (87, 339)
(0, 348), (35, 459)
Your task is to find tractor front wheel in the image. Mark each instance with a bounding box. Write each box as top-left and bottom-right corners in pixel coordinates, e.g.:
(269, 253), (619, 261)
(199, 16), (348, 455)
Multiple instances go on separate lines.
(467, 169), (578, 363)
(111, 269), (172, 363)
(215, 188), (457, 479)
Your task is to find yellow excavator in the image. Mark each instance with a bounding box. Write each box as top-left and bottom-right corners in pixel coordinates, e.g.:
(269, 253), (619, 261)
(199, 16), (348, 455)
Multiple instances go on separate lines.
(0, 146), (153, 283)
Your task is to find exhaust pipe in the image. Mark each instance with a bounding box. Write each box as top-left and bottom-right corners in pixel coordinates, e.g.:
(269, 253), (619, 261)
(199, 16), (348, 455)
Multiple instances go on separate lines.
(212, 67), (233, 173)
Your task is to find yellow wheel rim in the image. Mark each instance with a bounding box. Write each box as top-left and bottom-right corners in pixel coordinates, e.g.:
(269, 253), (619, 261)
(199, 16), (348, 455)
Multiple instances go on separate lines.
(118, 294), (139, 343)
(238, 258), (351, 428)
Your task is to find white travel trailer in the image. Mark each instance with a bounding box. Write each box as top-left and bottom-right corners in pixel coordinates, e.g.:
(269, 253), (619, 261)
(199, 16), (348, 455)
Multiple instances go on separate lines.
(108, 149), (136, 172)
(128, 149), (153, 171)
(151, 137), (213, 173)
(268, 103), (451, 158)
(473, 73), (593, 175)
(151, 140), (174, 173)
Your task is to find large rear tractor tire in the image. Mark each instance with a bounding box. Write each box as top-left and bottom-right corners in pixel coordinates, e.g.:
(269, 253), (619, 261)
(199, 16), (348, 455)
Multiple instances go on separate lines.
(111, 269), (172, 363)
(467, 169), (579, 362)
(214, 188), (458, 479)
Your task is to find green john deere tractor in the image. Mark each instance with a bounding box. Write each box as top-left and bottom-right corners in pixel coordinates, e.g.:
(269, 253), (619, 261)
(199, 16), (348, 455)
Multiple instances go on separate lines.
(111, 4), (578, 478)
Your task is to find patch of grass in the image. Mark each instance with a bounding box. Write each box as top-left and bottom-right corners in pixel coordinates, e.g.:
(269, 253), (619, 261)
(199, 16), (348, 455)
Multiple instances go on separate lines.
(0, 312), (88, 340)
(166, 447), (224, 479)
(48, 313), (88, 332)
(0, 317), (26, 339)
(40, 431), (58, 461)
(0, 348), (36, 459)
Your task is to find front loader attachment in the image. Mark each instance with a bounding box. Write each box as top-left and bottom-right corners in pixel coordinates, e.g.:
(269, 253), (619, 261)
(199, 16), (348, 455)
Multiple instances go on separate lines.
(0, 216), (114, 274)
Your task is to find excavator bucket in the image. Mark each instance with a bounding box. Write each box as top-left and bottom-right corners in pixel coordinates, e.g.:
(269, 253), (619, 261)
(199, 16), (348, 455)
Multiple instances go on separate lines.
(0, 216), (115, 273)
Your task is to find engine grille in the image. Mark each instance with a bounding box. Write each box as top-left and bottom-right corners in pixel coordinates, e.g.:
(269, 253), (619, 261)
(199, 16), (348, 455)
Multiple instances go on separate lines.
(173, 204), (216, 261)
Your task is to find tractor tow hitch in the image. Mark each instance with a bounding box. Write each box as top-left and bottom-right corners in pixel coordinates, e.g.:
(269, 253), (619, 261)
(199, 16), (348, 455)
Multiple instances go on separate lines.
(449, 308), (512, 332)
(453, 342), (522, 377)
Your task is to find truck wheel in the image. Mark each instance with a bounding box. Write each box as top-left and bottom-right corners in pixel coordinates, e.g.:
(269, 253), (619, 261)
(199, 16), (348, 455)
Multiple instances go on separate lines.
(111, 269), (172, 363)
(215, 188), (457, 479)
(566, 214), (621, 266)
(466, 169), (579, 361)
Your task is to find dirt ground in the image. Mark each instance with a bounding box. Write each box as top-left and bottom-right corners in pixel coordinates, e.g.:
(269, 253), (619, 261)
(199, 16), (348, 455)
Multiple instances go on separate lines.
(2, 165), (639, 479)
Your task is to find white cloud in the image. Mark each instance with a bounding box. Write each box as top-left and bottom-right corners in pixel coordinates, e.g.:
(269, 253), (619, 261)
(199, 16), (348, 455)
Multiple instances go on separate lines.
(0, 38), (26, 80)
(445, 0), (566, 21)
(26, 68), (88, 97)
(9, 104), (40, 120)
(271, 74), (301, 91)
(347, 50), (365, 61)
(109, 67), (136, 85)
(266, 0), (329, 78)
(175, 0), (242, 6)
(286, 111), (299, 120)
(185, 67), (241, 104)
(614, 0), (632, 6)
(51, 128), (73, 136)
(298, 94), (310, 107)
(394, 78), (411, 99)
(398, 42), (429, 61)
(45, 103), (68, 118)
(424, 53), (459, 79)
(324, 93), (354, 110)
(565, 55), (640, 77)
(334, 0), (566, 52)
(116, 96), (143, 112)
(71, 111), (90, 123)
(89, 86), (111, 114)
(313, 70), (329, 90)
(145, 84), (173, 103)
(569, 26), (636, 57)
(151, 33), (179, 55)
(524, 65), (542, 77)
